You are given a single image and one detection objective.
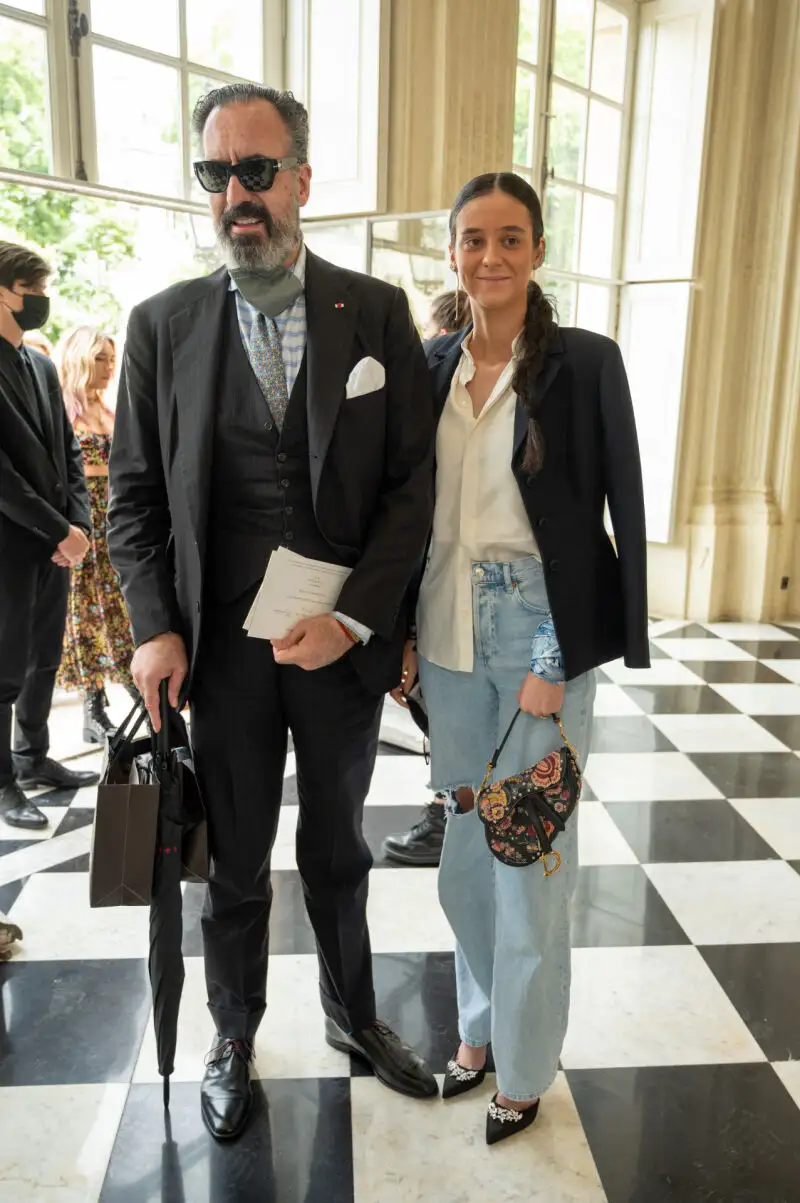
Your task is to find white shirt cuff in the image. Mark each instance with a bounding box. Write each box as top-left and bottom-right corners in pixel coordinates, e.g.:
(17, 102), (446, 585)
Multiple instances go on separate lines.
(333, 612), (373, 644)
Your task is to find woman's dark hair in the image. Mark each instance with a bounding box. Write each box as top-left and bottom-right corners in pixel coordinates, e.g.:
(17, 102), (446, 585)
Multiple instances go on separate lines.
(449, 172), (557, 471)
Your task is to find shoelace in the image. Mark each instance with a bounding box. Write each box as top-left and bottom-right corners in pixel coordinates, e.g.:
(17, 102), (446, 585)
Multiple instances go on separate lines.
(205, 1037), (254, 1067)
(410, 800), (446, 835)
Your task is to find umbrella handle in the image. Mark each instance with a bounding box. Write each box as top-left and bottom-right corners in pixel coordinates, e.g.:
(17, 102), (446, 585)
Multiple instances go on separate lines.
(163, 1074), (171, 1109)
(157, 680), (172, 763)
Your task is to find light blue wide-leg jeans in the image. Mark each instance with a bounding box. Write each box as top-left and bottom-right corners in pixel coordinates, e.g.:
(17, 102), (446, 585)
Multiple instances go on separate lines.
(419, 557), (596, 1103)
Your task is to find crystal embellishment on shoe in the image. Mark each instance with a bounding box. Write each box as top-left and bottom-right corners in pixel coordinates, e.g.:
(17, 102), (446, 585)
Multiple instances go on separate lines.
(488, 1098), (524, 1124)
(447, 1059), (481, 1083)
(442, 1051), (487, 1099)
(486, 1093), (540, 1145)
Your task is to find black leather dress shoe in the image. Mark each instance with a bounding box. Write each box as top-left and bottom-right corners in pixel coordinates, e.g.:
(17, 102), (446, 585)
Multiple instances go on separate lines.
(201, 1036), (254, 1140)
(1, 782), (49, 830)
(16, 757), (100, 791)
(381, 797), (447, 867)
(325, 1017), (438, 1099)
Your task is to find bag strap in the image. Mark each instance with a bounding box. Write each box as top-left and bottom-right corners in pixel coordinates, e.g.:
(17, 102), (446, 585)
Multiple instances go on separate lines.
(480, 711), (578, 792)
(106, 698), (149, 770)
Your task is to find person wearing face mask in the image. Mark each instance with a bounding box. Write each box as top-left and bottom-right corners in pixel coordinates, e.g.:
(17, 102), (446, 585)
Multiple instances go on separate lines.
(107, 84), (437, 1140)
(56, 327), (136, 743)
(0, 242), (100, 832)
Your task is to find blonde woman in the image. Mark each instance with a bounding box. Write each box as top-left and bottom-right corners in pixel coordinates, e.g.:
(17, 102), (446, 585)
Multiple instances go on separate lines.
(56, 326), (135, 742)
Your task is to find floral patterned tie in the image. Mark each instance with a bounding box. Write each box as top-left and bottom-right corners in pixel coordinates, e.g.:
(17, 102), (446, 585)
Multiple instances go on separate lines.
(247, 312), (289, 430)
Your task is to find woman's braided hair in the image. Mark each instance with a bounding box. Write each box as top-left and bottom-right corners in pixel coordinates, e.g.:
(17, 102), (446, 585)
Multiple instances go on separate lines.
(449, 172), (557, 471)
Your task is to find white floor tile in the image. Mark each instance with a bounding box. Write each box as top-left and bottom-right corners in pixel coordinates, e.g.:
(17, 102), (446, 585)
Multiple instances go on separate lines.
(0, 1083), (127, 1203)
(592, 684), (644, 717)
(578, 803), (638, 865)
(649, 713), (788, 753)
(762, 660), (800, 684)
(9, 872), (150, 959)
(366, 754), (433, 807)
(644, 860), (800, 944)
(584, 752), (723, 802)
(0, 827), (92, 887)
(133, 953), (348, 1083)
(271, 804), (298, 871)
(602, 660), (704, 687)
(728, 798), (800, 858)
(705, 623), (797, 641)
(351, 1072), (607, 1203)
(652, 638), (754, 662)
(562, 946), (765, 1069)
(0, 808), (68, 841)
(367, 868), (454, 953)
(773, 1062), (800, 1111)
(380, 698), (427, 754)
(711, 683), (800, 715)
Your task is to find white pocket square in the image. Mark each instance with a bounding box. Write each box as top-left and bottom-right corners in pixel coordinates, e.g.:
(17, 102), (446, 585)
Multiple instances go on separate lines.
(345, 356), (385, 399)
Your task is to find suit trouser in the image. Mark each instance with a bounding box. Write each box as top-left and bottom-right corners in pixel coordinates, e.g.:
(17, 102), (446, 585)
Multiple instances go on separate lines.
(0, 529), (69, 787)
(190, 588), (383, 1041)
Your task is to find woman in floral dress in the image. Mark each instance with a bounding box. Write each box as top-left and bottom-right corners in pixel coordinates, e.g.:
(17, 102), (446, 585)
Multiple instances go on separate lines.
(56, 326), (135, 742)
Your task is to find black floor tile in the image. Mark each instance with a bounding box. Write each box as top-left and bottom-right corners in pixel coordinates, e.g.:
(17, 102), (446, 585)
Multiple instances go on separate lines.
(0, 839), (36, 859)
(589, 717), (676, 754)
(689, 752), (800, 798)
(182, 872), (316, 958)
(790, 861), (800, 877)
(362, 805), (437, 865)
(282, 773), (299, 807)
(101, 1078), (354, 1203)
(660, 623), (717, 639)
(24, 786), (79, 808)
(621, 684), (737, 715)
(734, 640), (800, 660)
(700, 944), (800, 1060)
(647, 642), (669, 659)
(753, 715), (800, 750)
(570, 865), (689, 947)
(41, 853), (91, 873)
(52, 808), (95, 837)
(605, 799), (778, 863)
(363, 952), (458, 1076)
(568, 1063), (800, 1203)
(683, 660), (788, 684)
(0, 959), (150, 1085)
(0, 878), (26, 914)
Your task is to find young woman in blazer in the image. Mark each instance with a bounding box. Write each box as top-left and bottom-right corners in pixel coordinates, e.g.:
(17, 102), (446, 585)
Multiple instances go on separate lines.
(398, 172), (649, 1145)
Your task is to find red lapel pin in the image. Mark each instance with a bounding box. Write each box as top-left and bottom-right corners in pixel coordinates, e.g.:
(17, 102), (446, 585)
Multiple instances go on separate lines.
(334, 302), (344, 309)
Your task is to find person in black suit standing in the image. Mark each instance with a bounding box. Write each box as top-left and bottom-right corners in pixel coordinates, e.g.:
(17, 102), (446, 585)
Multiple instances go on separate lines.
(107, 84), (437, 1140)
(0, 243), (101, 832)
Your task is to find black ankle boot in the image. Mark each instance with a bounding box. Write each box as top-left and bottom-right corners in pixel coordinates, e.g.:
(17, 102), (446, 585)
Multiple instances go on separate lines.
(83, 689), (116, 745)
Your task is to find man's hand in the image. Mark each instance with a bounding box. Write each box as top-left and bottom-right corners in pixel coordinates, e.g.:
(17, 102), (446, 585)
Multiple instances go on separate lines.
(271, 614), (354, 670)
(52, 525), (89, 568)
(518, 672), (565, 719)
(131, 632), (188, 731)
(390, 640), (418, 707)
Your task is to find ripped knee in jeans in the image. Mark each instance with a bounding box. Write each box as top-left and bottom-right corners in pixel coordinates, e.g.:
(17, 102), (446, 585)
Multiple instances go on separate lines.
(445, 787), (476, 816)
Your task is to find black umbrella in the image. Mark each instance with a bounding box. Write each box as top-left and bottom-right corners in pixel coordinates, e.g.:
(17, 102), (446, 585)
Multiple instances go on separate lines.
(147, 681), (207, 1108)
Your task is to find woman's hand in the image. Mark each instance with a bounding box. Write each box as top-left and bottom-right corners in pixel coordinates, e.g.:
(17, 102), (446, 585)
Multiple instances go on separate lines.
(390, 640), (418, 707)
(518, 671), (565, 718)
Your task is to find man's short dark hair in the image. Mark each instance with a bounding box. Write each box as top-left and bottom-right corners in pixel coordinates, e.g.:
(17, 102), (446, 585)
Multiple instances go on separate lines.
(192, 84), (309, 163)
(429, 290), (469, 334)
(0, 241), (51, 291)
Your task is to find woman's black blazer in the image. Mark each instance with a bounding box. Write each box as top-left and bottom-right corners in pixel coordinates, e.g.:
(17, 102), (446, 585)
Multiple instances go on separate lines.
(425, 327), (650, 680)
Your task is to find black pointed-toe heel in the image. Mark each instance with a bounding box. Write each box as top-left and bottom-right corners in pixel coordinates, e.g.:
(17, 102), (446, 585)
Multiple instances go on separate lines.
(442, 1053), (487, 1100)
(486, 1094), (540, 1145)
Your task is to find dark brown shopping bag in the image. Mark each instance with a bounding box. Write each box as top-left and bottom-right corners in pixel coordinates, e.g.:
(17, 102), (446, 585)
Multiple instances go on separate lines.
(89, 703), (161, 907)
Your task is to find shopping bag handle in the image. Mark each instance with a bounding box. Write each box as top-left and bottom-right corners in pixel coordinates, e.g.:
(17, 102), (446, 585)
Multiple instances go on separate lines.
(106, 697), (150, 770)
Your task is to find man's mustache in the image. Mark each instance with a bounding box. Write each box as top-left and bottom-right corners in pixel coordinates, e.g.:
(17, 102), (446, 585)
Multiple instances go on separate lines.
(220, 202), (274, 236)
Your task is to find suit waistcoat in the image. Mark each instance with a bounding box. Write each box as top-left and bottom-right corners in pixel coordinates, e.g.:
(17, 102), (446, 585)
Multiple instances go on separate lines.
(204, 295), (332, 603)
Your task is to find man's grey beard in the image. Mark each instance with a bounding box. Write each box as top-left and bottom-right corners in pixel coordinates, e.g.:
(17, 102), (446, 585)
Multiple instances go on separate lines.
(216, 203), (301, 271)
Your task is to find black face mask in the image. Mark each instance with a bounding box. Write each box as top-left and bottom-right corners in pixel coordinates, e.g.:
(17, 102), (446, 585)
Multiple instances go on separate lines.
(6, 292), (50, 332)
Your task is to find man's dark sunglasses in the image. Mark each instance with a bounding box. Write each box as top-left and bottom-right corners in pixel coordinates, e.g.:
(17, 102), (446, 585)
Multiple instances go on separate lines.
(193, 155), (299, 194)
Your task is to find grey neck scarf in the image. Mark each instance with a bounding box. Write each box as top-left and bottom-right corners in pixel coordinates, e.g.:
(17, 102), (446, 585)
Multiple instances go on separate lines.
(229, 266), (303, 317)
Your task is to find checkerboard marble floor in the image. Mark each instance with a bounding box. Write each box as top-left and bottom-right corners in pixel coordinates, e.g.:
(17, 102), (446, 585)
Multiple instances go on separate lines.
(2, 621), (800, 1201)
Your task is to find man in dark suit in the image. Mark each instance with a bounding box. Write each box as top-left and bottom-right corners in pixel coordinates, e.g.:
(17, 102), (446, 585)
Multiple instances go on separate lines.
(0, 243), (101, 831)
(108, 84), (437, 1140)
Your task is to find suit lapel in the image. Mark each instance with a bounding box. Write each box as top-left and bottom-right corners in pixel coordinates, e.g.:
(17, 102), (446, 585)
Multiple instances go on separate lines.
(429, 332), (468, 421)
(0, 353), (48, 449)
(26, 352), (55, 452)
(304, 251), (356, 503)
(170, 268), (229, 549)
